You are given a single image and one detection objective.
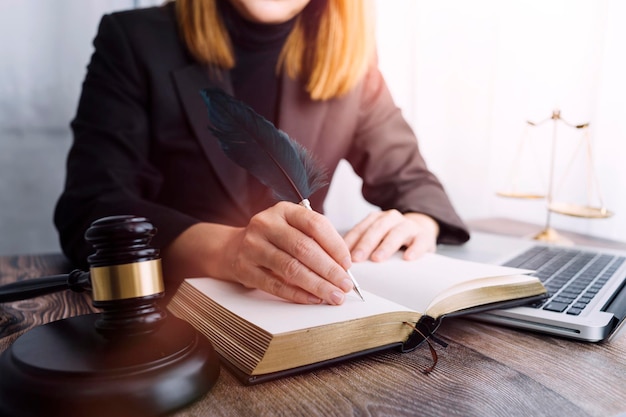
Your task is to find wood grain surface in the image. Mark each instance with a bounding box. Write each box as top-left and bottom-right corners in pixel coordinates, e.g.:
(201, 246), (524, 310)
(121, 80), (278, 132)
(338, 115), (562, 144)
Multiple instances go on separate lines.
(1, 220), (625, 417)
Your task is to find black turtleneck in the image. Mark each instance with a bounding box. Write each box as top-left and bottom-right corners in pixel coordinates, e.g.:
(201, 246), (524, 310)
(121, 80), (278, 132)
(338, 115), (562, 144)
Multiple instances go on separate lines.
(218, 0), (297, 125)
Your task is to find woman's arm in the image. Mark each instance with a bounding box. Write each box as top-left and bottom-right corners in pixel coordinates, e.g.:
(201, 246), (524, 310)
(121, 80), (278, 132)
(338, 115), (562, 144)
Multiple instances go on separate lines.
(55, 11), (354, 304)
(343, 62), (470, 261)
(55, 11), (201, 267)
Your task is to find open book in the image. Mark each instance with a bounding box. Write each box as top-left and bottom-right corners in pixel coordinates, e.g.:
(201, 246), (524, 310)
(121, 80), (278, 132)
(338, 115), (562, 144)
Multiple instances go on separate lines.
(167, 253), (546, 384)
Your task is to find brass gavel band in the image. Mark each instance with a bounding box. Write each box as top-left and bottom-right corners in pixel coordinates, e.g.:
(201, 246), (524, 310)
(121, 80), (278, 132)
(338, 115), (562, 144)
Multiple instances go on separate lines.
(90, 259), (164, 301)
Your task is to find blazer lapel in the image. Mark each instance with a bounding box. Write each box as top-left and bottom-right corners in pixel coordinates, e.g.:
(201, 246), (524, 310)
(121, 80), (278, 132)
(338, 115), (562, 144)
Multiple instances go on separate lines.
(172, 64), (251, 218)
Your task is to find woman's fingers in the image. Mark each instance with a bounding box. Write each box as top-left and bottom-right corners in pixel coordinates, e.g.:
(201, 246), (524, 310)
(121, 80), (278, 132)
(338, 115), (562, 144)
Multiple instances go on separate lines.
(233, 202), (353, 305)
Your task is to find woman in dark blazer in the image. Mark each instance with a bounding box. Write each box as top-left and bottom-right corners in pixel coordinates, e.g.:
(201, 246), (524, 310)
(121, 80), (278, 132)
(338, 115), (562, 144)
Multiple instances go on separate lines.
(55, 0), (469, 306)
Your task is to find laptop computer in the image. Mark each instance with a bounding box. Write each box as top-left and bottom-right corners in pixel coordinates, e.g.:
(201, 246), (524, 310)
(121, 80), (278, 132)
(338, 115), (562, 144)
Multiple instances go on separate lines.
(437, 231), (626, 342)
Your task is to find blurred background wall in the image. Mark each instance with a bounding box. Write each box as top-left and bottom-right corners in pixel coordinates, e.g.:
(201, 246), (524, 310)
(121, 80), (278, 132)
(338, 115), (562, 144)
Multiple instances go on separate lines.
(1, 0), (624, 256)
(327, 0), (626, 244)
(0, 0), (159, 255)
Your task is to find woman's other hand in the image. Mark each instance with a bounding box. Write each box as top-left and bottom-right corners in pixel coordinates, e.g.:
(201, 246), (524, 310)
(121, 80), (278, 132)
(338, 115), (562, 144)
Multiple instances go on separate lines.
(343, 210), (439, 262)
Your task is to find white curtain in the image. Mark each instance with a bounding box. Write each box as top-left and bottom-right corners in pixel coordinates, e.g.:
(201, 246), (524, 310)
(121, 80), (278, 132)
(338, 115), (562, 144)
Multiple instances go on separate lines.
(326, 0), (626, 243)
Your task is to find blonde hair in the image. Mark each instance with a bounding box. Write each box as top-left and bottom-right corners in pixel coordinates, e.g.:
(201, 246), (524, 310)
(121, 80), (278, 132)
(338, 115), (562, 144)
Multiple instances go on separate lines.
(174, 0), (376, 100)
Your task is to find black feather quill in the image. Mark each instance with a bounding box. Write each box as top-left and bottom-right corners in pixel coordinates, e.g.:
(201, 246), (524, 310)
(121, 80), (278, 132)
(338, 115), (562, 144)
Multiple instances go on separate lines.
(200, 88), (327, 207)
(200, 88), (365, 301)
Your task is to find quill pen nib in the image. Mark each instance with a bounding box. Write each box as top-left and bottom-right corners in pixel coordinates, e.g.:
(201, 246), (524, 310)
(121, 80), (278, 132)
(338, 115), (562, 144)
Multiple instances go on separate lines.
(347, 270), (366, 302)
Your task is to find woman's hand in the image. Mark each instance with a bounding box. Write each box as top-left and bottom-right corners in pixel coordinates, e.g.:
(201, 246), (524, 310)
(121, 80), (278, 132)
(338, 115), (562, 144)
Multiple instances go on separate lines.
(343, 210), (439, 262)
(162, 202), (354, 305)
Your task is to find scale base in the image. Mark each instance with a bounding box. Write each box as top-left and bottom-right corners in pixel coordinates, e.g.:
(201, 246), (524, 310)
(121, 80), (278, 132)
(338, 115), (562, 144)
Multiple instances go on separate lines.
(0, 313), (220, 417)
(532, 227), (573, 245)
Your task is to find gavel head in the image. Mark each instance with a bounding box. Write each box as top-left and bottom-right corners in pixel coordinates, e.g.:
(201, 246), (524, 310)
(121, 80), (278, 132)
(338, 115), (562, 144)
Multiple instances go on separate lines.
(84, 215), (167, 337)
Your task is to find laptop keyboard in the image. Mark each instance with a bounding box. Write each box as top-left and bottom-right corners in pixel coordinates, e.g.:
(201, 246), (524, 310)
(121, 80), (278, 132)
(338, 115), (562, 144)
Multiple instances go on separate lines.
(502, 246), (625, 315)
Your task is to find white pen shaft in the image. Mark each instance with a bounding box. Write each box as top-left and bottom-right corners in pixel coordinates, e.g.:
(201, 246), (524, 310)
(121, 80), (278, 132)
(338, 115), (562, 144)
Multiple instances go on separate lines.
(299, 199), (365, 301)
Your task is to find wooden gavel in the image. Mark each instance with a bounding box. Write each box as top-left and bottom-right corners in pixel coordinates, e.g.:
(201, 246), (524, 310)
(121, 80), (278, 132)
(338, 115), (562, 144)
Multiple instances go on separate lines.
(0, 215), (219, 417)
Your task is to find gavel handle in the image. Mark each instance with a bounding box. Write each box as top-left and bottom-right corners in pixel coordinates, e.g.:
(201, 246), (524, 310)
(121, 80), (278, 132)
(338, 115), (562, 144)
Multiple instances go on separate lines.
(0, 270), (90, 303)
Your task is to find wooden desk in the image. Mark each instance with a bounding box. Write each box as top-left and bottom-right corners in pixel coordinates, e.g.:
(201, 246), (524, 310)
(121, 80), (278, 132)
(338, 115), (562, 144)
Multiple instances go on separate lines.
(1, 219), (625, 417)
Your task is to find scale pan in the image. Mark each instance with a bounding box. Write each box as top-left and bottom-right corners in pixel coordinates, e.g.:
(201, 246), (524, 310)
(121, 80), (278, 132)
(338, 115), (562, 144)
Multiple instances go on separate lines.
(496, 191), (545, 200)
(548, 202), (614, 218)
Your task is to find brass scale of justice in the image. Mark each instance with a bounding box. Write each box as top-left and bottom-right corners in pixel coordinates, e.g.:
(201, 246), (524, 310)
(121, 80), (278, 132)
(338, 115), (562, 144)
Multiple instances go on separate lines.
(496, 109), (613, 244)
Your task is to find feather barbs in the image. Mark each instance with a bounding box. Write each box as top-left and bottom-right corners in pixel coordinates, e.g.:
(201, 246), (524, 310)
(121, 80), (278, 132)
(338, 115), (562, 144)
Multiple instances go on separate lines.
(200, 87), (327, 205)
